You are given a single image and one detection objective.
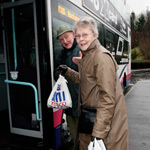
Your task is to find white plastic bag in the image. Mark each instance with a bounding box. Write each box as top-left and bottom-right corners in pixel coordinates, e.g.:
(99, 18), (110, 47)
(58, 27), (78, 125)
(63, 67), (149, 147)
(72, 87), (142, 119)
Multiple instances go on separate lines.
(88, 138), (106, 150)
(97, 139), (106, 150)
(47, 75), (72, 109)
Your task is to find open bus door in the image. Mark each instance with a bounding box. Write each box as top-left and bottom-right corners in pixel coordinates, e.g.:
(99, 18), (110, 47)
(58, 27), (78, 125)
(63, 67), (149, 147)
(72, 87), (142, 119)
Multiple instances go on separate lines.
(1, 0), (54, 149)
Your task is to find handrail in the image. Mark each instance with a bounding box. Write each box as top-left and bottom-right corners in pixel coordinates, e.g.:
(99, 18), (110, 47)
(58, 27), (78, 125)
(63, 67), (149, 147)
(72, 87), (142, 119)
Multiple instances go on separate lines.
(5, 79), (42, 121)
(11, 0), (17, 70)
(0, 72), (6, 75)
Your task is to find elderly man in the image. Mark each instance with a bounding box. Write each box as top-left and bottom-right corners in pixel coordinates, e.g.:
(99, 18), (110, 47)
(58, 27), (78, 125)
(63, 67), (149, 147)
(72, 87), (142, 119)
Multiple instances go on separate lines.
(54, 24), (80, 149)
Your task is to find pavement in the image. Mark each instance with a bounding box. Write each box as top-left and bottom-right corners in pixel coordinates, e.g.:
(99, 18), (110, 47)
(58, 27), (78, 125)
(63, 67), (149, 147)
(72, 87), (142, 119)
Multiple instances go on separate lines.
(125, 80), (150, 150)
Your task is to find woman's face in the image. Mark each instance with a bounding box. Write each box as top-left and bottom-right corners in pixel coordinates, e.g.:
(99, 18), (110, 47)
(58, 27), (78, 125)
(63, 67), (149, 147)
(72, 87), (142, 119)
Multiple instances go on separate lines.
(75, 26), (97, 51)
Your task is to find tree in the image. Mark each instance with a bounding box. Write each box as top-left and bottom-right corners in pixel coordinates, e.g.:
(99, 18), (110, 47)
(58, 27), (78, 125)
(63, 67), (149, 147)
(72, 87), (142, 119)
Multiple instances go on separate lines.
(130, 10), (150, 59)
(130, 12), (136, 31)
(135, 14), (146, 31)
(130, 11), (139, 48)
(144, 10), (150, 34)
(138, 10), (150, 59)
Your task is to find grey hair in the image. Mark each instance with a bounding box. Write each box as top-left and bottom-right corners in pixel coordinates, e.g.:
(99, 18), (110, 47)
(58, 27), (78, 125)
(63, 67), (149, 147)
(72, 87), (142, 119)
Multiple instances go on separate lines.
(74, 16), (99, 36)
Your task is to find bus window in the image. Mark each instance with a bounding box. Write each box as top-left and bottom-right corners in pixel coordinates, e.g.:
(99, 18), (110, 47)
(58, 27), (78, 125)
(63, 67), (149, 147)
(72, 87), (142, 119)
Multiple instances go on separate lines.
(123, 41), (129, 56)
(116, 37), (124, 56)
(52, 19), (70, 56)
(104, 29), (115, 55)
(105, 29), (114, 42)
(105, 41), (115, 56)
(52, 19), (74, 73)
(118, 41), (123, 53)
(97, 22), (104, 46)
(116, 37), (129, 64)
(51, 0), (86, 74)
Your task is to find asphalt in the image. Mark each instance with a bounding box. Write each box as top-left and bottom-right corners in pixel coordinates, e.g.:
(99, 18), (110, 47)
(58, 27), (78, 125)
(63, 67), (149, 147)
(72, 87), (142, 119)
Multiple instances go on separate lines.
(125, 80), (150, 150)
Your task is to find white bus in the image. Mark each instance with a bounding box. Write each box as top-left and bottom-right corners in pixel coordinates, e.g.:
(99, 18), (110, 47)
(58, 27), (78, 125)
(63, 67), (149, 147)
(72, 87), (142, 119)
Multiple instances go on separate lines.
(0, 0), (131, 149)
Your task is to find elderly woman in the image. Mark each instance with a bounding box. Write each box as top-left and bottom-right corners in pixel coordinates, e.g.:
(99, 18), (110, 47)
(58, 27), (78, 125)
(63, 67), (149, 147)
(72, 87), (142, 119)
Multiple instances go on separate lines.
(57, 16), (129, 150)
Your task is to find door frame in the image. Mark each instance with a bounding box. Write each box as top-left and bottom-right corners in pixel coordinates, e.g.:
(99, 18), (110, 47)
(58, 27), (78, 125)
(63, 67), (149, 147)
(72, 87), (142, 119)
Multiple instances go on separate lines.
(1, 0), (43, 138)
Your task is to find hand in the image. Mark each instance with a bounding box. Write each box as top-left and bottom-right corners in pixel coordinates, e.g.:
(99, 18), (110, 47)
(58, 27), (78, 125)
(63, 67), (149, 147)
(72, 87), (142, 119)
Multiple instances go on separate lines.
(91, 136), (101, 141)
(56, 65), (68, 75)
(72, 51), (82, 65)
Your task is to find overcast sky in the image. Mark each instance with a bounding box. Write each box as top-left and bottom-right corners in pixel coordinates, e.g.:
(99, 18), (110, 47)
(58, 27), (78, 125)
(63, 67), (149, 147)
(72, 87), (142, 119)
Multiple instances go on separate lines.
(127, 0), (150, 15)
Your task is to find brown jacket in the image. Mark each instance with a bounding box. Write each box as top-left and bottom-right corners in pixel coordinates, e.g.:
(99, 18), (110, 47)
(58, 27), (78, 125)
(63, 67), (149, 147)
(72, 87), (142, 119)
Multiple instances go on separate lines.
(65, 39), (129, 150)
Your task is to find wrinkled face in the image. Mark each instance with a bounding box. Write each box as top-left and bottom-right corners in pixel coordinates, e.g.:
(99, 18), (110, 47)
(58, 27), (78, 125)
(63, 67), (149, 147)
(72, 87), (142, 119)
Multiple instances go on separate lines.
(58, 31), (75, 49)
(75, 27), (97, 51)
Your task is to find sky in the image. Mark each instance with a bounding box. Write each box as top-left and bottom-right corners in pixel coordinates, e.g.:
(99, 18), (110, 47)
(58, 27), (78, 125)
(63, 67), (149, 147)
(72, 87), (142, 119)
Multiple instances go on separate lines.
(127, 0), (150, 15)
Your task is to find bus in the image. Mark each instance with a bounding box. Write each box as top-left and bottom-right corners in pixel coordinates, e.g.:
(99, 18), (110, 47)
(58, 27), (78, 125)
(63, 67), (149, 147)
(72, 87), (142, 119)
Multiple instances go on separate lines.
(0, 0), (131, 149)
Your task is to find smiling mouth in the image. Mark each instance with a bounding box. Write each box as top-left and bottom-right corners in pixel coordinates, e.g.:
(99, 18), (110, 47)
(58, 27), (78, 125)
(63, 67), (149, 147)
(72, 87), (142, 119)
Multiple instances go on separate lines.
(80, 43), (87, 46)
(65, 43), (70, 47)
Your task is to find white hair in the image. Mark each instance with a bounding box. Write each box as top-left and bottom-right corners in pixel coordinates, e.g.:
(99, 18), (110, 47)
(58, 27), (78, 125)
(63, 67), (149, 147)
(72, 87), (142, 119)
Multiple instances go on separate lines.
(74, 16), (99, 36)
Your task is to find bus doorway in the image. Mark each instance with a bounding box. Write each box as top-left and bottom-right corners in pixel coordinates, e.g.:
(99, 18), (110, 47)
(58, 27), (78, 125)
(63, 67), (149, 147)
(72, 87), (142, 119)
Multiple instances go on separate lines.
(1, 0), (54, 149)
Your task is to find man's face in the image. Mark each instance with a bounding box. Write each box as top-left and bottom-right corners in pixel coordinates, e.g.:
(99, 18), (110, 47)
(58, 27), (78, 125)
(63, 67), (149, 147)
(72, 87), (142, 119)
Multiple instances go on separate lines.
(58, 31), (75, 49)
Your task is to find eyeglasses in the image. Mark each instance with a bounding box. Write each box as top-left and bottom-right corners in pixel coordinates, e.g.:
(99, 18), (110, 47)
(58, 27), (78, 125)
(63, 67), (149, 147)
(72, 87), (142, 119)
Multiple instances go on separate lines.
(75, 33), (92, 39)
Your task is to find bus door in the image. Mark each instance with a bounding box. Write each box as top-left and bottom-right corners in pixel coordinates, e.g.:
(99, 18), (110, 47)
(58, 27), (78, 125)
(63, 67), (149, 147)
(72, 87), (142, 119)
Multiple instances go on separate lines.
(1, 0), (43, 139)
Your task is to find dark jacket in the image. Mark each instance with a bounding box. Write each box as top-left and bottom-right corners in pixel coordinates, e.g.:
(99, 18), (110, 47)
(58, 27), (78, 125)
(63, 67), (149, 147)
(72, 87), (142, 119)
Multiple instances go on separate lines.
(54, 39), (80, 117)
(65, 39), (129, 150)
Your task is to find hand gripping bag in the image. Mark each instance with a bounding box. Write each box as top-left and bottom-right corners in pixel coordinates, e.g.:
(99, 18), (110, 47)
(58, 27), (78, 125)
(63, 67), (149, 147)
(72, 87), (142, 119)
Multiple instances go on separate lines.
(47, 75), (72, 109)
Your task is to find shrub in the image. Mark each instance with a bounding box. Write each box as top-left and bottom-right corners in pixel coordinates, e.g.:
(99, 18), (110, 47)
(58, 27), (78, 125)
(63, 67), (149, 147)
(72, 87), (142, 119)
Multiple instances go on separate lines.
(131, 49), (138, 60)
